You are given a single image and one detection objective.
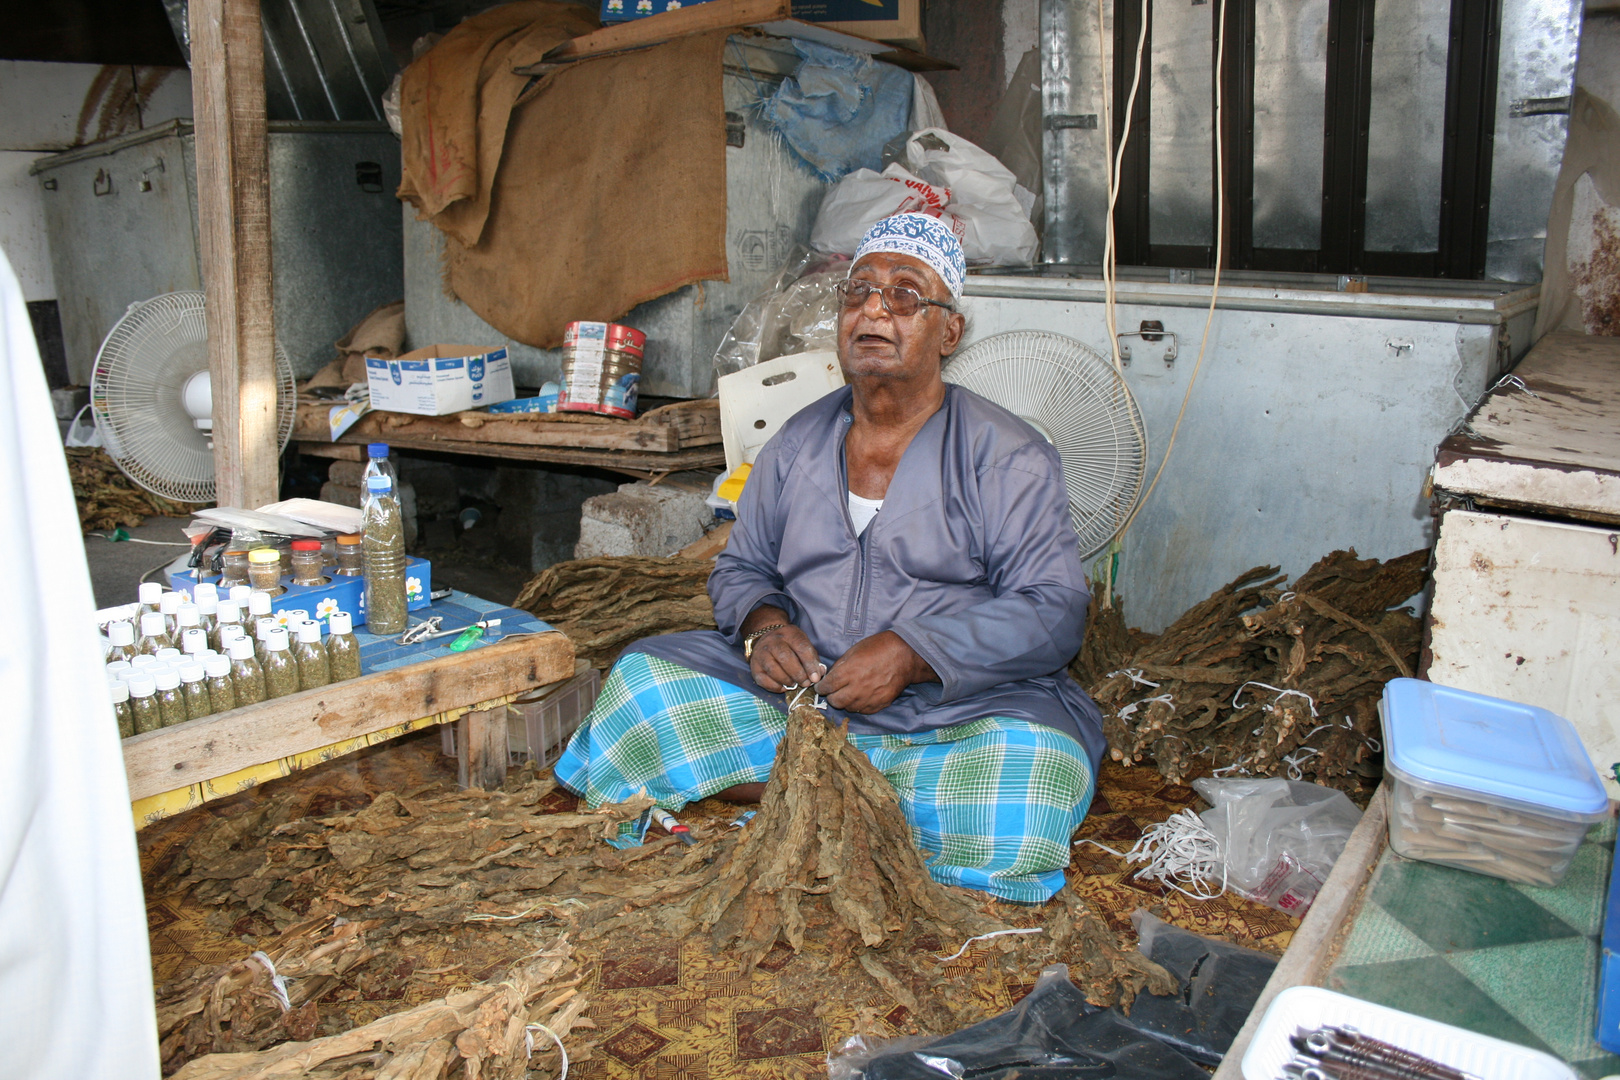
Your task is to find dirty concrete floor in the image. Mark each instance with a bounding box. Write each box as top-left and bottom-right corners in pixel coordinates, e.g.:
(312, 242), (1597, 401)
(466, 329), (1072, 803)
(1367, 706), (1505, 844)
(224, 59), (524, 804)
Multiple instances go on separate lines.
(82, 515), (194, 609)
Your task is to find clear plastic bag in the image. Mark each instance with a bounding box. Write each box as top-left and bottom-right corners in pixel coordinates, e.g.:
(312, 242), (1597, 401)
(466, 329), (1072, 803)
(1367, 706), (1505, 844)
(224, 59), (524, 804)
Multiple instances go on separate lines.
(712, 247), (850, 376)
(826, 964), (1207, 1080)
(1193, 777), (1363, 915)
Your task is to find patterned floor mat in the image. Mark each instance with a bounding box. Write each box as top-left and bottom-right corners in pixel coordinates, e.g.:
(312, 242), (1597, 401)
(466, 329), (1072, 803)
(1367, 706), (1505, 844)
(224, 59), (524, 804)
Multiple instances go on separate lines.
(141, 732), (1304, 1076)
(1328, 819), (1620, 1078)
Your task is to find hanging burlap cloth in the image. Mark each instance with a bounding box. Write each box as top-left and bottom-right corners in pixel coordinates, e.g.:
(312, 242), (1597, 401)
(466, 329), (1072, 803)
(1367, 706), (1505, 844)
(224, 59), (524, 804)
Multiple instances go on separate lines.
(398, 2), (730, 350)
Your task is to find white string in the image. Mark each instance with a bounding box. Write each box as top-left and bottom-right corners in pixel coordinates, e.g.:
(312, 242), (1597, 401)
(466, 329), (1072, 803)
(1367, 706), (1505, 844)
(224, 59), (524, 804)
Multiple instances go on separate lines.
(525, 1021), (569, 1079)
(1491, 373), (1539, 399)
(1078, 809), (1226, 900)
(250, 951), (291, 1013)
(784, 684), (827, 711)
(934, 928), (1044, 963)
(1231, 681), (1318, 717)
(1116, 693), (1176, 720)
(1106, 668), (1161, 689)
(1281, 747), (1319, 781)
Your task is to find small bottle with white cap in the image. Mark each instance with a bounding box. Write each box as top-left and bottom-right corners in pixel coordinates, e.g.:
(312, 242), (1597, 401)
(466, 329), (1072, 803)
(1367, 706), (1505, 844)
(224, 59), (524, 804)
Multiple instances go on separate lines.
(152, 666), (187, 728)
(254, 616), (280, 661)
(194, 592), (219, 637)
(135, 612), (172, 656)
(159, 590), (184, 636)
(292, 620), (330, 690)
(105, 659), (132, 681)
(178, 661), (212, 721)
(175, 602), (202, 640)
(137, 581), (163, 620)
(325, 611), (361, 682)
(106, 620), (137, 662)
(156, 647), (182, 664)
(192, 581), (219, 606)
(203, 655), (236, 714)
(110, 680), (134, 739)
(181, 627), (208, 656)
(261, 626), (299, 699)
(211, 599), (243, 652)
(126, 673), (162, 734)
(228, 637), (266, 705)
(229, 584), (252, 607)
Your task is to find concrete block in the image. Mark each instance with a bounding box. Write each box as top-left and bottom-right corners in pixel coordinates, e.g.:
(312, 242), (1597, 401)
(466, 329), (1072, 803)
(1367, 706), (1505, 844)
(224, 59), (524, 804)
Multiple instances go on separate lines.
(51, 385), (88, 421)
(574, 481), (712, 559)
(494, 466), (616, 571)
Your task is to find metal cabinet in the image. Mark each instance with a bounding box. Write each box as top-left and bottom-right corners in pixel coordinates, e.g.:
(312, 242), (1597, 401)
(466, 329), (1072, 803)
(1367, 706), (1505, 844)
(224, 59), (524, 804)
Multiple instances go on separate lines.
(33, 119), (403, 381)
(959, 268), (1537, 631)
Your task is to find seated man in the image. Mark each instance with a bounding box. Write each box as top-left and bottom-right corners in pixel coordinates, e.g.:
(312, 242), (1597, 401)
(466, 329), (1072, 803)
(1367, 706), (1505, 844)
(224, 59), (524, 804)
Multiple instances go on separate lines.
(556, 213), (1105, 904)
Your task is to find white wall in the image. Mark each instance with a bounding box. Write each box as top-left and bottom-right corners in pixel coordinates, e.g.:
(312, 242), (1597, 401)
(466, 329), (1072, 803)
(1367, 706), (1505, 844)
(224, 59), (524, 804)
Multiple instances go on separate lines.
(1001, 0), (1038, 90)
(0, 62), (191, 304)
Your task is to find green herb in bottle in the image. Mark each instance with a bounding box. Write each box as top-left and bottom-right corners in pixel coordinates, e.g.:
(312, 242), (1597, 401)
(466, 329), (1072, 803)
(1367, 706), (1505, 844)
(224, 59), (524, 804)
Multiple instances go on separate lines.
(228, 638), (266, 706)
(204, 655), (236, 714)
(326, 612), (362, 682)
(261, 627), (300, 700)
(110, 680), (134, 739)
(293, 620), (330, 690)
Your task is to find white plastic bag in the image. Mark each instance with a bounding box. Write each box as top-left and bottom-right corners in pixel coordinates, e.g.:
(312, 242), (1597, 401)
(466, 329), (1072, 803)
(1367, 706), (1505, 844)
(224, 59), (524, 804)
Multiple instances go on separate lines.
(64, 403), (102, 448)
(809, 165), (957, 256)
(1193, 777), (1363, 916)
(810, 127), (1039, 267)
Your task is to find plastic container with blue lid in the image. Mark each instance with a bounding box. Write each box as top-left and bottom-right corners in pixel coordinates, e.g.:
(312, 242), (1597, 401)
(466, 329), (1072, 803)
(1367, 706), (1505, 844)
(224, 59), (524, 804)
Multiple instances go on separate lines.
(1379, 678), (1610, 886)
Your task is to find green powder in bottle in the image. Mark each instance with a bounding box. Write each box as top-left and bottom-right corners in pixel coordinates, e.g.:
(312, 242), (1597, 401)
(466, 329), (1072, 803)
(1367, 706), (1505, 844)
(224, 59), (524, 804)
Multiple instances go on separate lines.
(203, 655), (236, 714)
(178, 661), (212, 721)
(136, 612), (172, 656)
(361, 476), (408, 635)
(110, 680), (134, 739)
(261, 627), (300, 699)
(153, 667), (187, 727)
(228, 638), (266, 706)
(126, 673), (162, 734)
(325, 611), (362, 682)
(292, 620), (330, 690)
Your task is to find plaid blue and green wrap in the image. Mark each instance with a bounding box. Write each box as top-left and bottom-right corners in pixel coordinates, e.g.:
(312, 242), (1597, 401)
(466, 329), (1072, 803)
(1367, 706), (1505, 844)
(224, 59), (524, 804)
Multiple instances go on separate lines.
(554, 652), (1095, 904)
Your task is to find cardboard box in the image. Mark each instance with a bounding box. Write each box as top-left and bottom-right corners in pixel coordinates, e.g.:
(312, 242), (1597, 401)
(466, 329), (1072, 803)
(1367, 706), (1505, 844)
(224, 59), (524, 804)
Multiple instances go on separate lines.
(365, 345), (514, 416)
(599, 0), (924, 51)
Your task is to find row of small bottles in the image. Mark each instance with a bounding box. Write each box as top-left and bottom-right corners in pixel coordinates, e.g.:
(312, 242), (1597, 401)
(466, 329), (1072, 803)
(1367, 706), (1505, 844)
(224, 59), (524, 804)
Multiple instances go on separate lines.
(105, 581), (362, 739)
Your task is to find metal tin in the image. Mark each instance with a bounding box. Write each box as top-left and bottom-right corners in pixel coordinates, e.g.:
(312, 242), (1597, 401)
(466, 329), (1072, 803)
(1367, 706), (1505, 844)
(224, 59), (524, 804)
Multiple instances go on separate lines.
(559, 321), (647, 419)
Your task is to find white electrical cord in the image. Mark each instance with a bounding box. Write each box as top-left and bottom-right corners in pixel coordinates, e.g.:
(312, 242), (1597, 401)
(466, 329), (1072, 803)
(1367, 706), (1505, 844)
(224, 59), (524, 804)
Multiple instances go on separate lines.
(1100, 0), (1150, 375)
(1116, 0), (1228, 541)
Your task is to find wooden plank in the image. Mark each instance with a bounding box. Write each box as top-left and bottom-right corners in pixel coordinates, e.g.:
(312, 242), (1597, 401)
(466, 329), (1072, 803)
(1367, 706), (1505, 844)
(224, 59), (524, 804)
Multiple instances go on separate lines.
(456, 707), (509, 790)
(122, 632), (574, 801)
(1210, 784), (1390, 1080)
(292, 399), (722, 453)
(295, 442), (366, 461)
(544, 0), (790, 62)
(293, 437), (724, 475)
(190, 0), (279, 509)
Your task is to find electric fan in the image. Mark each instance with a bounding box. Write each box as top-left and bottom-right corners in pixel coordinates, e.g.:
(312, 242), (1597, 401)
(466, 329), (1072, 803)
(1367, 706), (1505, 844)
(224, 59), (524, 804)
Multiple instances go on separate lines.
(90, 291), (297, 504)
(943, 331), (1147, 557)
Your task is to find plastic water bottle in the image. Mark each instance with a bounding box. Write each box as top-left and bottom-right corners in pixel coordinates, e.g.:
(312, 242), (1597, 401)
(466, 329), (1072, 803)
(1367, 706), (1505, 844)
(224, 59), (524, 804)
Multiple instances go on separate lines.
(361, 443), (407, 636)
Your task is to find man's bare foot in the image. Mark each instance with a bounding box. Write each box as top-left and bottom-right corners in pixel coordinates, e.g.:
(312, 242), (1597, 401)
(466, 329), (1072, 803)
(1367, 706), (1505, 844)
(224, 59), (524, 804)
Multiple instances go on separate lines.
(712, 782), (765, 803)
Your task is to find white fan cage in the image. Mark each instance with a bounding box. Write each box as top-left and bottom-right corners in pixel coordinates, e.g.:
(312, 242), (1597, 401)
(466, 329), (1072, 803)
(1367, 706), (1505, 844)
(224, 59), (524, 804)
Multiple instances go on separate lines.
(90, 291), (297, 504)
(943, 331), (1147, 557)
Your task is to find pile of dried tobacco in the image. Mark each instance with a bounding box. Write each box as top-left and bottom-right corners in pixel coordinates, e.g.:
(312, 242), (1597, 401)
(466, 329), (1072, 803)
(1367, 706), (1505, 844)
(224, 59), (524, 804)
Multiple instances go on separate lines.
(66, 446), (206, 531)
(514, 555), (715, 669)
(1075, 548), (1426, 789)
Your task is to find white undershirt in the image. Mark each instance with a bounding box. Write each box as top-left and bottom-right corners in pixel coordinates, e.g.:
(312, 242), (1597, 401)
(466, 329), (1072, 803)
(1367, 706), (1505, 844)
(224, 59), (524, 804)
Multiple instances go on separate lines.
(848, 491), (884, 536)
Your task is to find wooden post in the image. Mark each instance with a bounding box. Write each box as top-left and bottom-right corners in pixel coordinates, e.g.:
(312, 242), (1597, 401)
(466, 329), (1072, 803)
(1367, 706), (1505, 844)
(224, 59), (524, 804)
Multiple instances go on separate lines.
(456, 707), (510, 790)
(189, 0), (280, 509)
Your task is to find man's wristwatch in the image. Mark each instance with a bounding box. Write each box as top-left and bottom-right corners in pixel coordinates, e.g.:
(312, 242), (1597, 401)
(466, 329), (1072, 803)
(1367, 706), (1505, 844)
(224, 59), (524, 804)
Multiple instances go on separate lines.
(743, 623), (788, 658)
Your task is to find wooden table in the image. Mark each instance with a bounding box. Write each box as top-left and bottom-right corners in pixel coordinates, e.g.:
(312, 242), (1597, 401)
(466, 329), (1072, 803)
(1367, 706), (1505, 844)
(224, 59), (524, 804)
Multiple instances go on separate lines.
(293, 398), (726, 480)
(124, 629), (576, 827)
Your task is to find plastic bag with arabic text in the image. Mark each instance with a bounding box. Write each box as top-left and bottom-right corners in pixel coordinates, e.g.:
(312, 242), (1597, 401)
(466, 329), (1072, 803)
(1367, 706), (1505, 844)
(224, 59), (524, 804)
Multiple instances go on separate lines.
(1193, 777), (1362, 916)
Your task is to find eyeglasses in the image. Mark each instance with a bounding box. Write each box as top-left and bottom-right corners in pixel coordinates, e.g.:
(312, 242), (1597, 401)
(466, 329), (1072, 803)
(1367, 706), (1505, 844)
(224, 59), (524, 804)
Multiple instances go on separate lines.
(834, 279), (955, 317)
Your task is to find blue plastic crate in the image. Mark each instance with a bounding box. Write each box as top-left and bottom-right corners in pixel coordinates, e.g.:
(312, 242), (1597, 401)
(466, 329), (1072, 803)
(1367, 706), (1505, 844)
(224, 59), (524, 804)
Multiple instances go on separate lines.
(1598, 836), (1620, 1053)
(169, 555), (433, 630)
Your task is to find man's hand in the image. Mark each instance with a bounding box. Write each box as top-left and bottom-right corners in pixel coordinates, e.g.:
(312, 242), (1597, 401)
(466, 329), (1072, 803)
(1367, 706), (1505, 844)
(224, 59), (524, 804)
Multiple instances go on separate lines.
(816, 631), (937, 714)
(744, 606), (827, 693)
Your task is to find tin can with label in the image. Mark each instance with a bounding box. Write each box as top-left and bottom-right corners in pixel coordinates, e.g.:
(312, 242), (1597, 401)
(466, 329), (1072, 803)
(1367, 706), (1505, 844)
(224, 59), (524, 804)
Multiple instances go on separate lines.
(559, 321), (646, 419)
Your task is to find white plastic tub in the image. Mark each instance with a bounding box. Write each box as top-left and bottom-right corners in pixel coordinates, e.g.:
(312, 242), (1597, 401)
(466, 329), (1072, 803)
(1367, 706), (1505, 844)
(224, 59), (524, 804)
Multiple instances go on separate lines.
(1242, 986), (1576, 1080)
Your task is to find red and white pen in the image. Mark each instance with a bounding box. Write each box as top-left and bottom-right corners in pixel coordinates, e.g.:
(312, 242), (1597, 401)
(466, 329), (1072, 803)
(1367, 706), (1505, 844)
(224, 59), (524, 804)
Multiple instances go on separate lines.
(650, 807), (696, 845)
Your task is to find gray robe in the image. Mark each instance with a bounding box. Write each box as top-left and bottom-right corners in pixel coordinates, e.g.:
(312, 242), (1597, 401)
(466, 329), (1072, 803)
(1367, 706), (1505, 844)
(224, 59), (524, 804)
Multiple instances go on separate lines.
(629, 383), (1106, 770)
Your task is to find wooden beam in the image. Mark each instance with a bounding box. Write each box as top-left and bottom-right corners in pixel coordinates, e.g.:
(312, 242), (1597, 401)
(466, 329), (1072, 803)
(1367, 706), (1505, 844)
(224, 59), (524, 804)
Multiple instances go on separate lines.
(190, 0), (279, 509)
(122, 632), (574, 801)
(456, 707), (510, 790)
